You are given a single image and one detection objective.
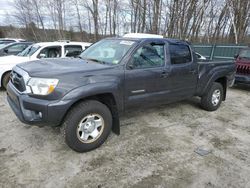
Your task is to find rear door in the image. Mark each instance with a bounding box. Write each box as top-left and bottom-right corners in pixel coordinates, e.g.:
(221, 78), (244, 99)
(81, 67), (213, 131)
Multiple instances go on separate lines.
(167, 43), (198, 99)
(124, 41), (168, 108)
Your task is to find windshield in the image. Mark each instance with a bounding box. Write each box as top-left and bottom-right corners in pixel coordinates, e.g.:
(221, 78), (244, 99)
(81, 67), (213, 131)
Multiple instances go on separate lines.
(239, 49), (250, 60)
(17, 44), (40, 57)
(79, 39), (136, 64)
(0, 43), (8, 49)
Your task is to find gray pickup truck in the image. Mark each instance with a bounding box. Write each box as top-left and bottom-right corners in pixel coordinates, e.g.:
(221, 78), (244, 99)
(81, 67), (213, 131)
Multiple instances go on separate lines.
(7, 37), (235, 152)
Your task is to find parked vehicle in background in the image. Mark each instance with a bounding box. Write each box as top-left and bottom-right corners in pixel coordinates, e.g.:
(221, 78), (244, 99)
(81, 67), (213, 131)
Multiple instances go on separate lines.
(0, 41), (91, 89)
(0, 38), (27, 46)
(235, 47), (250, 85)
(0, 42), (33, 57)
(0, 38), (26, 42)
(0, 42), (10, 49)
(195, 52), (207, 61)
(7, 34), (235, 152)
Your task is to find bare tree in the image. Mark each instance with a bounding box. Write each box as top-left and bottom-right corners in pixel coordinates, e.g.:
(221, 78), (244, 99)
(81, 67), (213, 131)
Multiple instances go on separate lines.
(84, 0), (99, 41)
(7, 0), (250, 44)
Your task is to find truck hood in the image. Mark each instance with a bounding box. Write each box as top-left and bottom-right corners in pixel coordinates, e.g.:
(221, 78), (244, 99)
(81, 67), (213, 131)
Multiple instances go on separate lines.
(0, 55), (30, 65)
(17, 58), (110, 77)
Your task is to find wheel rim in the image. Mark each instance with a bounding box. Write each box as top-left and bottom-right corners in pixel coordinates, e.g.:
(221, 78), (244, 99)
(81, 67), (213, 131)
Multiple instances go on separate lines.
(211, 89), (221, 106)
(76, 114), (104, 143)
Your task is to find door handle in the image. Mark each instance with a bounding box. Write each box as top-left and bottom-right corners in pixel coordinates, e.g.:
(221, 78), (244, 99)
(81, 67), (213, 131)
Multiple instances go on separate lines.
(161, 71), (169, 78)
(189, 70), (196, 74)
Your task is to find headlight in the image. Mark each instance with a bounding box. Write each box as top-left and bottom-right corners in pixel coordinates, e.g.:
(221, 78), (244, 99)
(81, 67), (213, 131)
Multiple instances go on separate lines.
(27, 78), (59, 95)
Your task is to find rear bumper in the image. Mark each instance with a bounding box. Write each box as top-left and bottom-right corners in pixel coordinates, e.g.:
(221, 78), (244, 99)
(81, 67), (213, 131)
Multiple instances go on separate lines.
(7, 82), (72, 126)
(235, 74), (250, 85)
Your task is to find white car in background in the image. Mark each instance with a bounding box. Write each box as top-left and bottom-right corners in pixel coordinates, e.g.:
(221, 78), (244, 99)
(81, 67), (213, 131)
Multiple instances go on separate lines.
(0, 41), (91, 89)
(195, 52), (207, 60)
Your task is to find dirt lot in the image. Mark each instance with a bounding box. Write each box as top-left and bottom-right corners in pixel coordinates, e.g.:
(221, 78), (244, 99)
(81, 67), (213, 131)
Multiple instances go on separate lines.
(0, 86), (250, 188)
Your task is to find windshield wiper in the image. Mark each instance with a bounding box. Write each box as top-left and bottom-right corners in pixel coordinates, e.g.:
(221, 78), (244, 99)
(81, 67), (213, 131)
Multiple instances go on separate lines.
(86, 58), (107, 64)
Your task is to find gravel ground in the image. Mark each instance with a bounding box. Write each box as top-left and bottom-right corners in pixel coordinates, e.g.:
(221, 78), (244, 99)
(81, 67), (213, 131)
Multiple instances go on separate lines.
(0, 86), (250, 188)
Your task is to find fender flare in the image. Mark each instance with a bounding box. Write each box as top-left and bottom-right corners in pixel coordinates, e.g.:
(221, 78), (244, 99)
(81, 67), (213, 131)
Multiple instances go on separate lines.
(62, 82), (123, 135)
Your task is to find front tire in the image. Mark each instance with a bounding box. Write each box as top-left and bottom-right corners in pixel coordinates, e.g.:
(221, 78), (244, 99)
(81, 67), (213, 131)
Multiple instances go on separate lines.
(201, 82), (224, 111)
(61, 100), (112, 152)
(2, 72), (10, 89)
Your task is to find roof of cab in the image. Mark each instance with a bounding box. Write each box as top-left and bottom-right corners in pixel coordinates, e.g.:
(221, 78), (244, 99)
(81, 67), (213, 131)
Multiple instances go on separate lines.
(106, 37), (189, 46)
(123, 33), (164, 39)
(102, 33), (188, 45)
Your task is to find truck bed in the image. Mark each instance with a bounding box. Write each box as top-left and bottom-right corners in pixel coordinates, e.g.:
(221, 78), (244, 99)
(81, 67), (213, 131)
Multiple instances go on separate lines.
(196, 60), (236, 95)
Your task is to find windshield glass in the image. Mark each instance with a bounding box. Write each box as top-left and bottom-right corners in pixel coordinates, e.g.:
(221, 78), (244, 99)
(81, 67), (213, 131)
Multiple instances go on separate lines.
(239, 49), (250, 60)
(17, 44), (40, 57)
(0, 43), (8, 49)
(79, 39), (136, 64)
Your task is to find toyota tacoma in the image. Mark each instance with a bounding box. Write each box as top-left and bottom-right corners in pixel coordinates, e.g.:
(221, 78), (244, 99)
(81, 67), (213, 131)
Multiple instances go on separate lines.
(7, 36), (235, 152)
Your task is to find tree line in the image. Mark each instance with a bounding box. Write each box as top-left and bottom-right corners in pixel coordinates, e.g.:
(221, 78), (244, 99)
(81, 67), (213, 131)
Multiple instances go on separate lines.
(2, 0), (250, 44)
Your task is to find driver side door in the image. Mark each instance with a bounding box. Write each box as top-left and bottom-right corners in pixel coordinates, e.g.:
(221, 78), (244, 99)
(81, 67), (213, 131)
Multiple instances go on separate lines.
(124, 41), (168, 108)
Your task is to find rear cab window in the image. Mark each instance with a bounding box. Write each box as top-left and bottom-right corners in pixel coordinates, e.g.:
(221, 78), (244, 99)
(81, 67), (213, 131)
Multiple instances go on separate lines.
(169, 44), (192, 64)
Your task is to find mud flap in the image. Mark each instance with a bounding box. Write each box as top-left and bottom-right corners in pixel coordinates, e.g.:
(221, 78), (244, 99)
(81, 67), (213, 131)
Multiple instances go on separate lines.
(111, 105), (120, 135)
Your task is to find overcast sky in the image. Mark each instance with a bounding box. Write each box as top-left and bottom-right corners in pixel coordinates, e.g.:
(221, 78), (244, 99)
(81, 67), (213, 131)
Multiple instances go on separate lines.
(0, 0), (14, 25)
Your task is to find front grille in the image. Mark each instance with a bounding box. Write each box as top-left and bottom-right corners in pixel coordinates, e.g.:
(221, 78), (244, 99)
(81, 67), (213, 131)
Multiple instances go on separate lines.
(10, 71), (26, 92)
(236, 64), (250, 75)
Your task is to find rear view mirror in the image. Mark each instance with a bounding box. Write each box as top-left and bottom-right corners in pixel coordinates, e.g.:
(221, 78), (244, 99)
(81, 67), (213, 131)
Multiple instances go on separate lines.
(128, 63), (134, 69)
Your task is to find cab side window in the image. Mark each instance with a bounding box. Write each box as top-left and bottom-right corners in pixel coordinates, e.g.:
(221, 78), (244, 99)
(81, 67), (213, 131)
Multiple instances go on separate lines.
(169, 44), (192, 64)
(38, 46), (62, 58)
(130, 43), (165, 69)
(65, 45), (83, 57)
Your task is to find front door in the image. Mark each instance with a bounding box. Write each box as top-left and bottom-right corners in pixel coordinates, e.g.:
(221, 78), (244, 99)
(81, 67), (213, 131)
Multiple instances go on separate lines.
(124, 41), (168, 108)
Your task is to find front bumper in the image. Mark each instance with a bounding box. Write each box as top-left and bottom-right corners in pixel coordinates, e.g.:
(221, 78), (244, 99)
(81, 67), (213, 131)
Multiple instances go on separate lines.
(7, 82), (72, 126)
(235, 74), (250, 85)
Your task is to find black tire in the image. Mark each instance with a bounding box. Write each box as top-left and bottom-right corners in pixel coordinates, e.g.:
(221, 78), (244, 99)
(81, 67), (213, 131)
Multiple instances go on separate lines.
(61, 100), (112, 152)
(2, 72), (10, 89)
(201, 82), (224, 111)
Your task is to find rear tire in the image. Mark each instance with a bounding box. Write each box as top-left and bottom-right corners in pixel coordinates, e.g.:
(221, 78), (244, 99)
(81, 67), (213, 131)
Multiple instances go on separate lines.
(2, 72), (10, 89)
(201, 82), (224, 111)
(61, 100), (112, 152)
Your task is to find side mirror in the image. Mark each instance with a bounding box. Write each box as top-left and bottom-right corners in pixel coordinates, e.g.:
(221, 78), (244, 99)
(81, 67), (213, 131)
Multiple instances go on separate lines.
(234, 54), (239, 59)
(39, 53), (46, 59)
(128, 63), (134, 70)
(4, 49), (8, 53)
